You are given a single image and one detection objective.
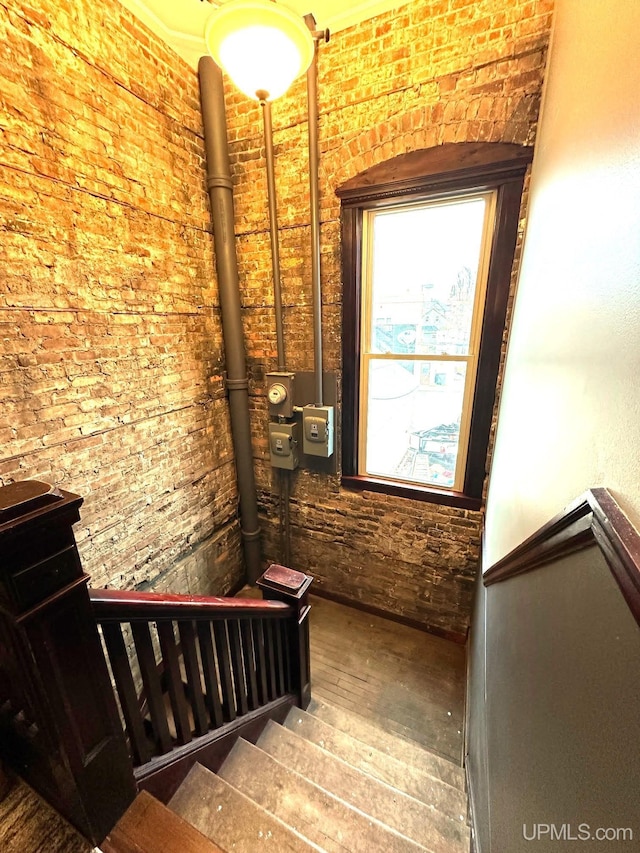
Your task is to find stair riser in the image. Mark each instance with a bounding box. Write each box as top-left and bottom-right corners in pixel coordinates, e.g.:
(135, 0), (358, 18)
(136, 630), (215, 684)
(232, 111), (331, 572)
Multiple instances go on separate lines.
(170, 763), (322, 853)
(219, 739), (428, 853)
(285, 709), (466, 817)
(308, 699), (465, 790)
(259, 721), (468, 853)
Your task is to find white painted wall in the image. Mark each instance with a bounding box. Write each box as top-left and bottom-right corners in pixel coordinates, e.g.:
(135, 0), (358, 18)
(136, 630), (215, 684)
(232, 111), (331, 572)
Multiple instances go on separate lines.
(484, 0), (640, 567)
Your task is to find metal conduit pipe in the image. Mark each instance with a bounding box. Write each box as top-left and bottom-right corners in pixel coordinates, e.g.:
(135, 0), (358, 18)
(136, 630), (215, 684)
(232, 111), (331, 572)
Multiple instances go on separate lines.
(255, 90), (292, 565)
(258, 95), (287, 373)
(198, 57), (262, 584)
(306, 38), (324, 407)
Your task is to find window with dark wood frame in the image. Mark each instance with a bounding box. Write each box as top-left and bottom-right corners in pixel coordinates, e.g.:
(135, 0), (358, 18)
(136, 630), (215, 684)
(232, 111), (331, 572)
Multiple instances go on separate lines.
(337, 142), (533, 510)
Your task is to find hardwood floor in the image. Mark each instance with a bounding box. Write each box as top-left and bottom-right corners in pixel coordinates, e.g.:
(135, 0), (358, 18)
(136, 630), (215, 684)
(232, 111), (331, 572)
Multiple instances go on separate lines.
(308, 594), (467, 764)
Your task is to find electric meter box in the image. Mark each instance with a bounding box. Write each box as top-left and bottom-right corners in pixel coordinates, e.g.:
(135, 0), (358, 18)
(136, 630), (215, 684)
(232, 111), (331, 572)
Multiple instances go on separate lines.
(302, 405), (334, 458)
(266, 372), (295, 418)
(268, 421), (299, 470)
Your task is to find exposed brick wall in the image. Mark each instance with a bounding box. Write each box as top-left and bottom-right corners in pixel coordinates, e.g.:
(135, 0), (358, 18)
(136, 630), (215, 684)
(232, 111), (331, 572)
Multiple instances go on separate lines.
(223, 0), (554, 636)
(0, 0), (242, 595)
(0, 0), (554, 635)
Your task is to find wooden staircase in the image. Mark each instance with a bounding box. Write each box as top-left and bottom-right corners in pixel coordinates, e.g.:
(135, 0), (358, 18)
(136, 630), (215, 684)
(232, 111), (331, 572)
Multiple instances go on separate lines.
(104, 699), (470, 853)
(0, 482), (469, 852)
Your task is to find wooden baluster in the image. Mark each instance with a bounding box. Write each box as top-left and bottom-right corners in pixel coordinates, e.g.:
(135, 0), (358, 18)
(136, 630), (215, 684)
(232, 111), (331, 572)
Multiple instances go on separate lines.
(177, 621), (208, 737)
(227, 620), (248, 716)
(131, 622), (173, 755)
(264, 619), (277, 701)
(282, 618), (293, 693)
(240, 619), (259, 711)
(252, 619), (269, 705)
(197, 621), (223, 729)
(157, 622), (192, 745)
(274, 618), (285, 696)
(101, 622), (151, 766)
(212, 622), (235, 723)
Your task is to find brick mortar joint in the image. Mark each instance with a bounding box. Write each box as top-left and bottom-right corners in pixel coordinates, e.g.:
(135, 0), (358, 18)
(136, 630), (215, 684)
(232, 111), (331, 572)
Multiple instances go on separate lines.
(227, 41), (550, 148)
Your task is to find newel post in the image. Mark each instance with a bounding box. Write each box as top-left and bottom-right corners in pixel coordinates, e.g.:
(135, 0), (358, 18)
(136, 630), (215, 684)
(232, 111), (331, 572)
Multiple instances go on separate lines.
(0, 481), (136, 844)
(257, 564), (313, 709)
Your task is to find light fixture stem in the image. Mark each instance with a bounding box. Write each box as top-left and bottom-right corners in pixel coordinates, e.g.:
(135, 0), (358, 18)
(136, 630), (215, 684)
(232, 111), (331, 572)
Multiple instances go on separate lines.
(260, 98), (286, 372)
(306, 40), (323, 407)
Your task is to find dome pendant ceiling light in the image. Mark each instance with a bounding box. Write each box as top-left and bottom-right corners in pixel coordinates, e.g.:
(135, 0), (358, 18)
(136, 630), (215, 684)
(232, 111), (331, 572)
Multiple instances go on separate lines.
(205, 0), (315, 101)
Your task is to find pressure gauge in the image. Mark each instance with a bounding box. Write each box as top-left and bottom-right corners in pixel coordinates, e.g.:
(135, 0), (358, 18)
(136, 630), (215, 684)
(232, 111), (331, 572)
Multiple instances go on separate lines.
(268, 383), (288, 405)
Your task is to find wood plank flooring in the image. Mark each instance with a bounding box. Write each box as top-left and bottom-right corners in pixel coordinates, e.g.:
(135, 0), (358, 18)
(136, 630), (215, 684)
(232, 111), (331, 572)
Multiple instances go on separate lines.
(308, 595), (466, 764)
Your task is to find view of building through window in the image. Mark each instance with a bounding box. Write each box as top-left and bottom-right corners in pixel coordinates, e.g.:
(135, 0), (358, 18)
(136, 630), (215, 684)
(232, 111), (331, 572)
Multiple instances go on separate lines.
(360, 193), (495, 490)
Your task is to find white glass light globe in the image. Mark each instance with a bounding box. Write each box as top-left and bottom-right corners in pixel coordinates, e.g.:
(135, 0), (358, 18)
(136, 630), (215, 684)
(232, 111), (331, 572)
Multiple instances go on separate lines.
(205, 0), (315, 101)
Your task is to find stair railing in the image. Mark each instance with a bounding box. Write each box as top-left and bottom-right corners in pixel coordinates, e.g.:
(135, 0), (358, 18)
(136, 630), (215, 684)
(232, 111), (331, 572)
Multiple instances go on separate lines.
(0, 481), (312, 841)
(89, 570), (312, 775)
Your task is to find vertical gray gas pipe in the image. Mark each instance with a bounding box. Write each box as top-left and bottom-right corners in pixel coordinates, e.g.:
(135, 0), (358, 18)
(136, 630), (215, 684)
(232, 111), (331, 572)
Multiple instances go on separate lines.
(198, 56), (262, 584)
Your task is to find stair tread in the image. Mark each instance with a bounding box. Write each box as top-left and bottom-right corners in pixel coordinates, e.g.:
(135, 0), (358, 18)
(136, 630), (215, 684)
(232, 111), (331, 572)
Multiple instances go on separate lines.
(259, 720), (469, 853)
(102, 790), (225, 853)
(219, 737), (428, 852)
(307, 699), (465, 790)
(169, 763), (320, 853)
(284, 708), (466, 815)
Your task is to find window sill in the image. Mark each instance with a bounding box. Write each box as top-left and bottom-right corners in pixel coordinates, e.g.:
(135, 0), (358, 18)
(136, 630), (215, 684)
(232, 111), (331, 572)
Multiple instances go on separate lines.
(341, 475), (483, 510)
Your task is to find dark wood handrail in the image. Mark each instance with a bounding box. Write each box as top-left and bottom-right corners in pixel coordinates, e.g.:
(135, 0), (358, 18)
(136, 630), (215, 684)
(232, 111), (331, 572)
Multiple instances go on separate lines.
(89, 588), (293, 621)
(88, 564), (313, 802)
(483, 487), (640, 627)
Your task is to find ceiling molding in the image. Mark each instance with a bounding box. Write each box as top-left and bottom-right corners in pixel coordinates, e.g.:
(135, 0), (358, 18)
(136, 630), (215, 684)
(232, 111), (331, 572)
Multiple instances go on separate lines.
(118, 0), (211, 68)
(117, 0), (410, 69)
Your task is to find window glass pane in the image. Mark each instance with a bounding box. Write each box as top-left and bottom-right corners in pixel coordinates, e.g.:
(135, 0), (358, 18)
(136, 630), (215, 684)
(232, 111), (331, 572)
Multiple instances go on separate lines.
(364, 358), (467, 489)
(369, 197), (487, 356)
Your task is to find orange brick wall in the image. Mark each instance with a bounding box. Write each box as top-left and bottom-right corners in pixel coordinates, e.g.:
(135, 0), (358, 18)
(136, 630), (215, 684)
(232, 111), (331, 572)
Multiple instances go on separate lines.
(222, 0), (554, 636)
(0, 0), (554, 635)
(0, 0), (242, 594)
